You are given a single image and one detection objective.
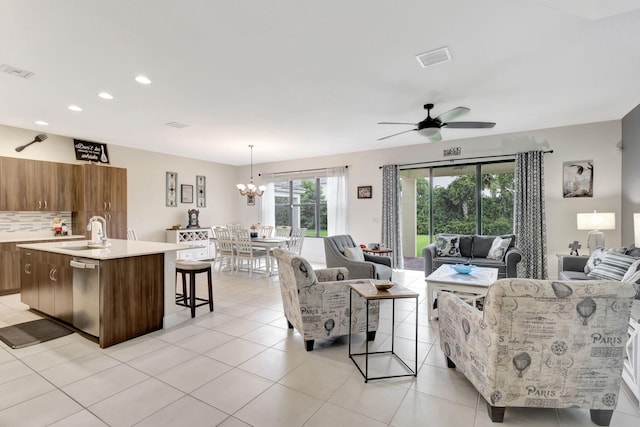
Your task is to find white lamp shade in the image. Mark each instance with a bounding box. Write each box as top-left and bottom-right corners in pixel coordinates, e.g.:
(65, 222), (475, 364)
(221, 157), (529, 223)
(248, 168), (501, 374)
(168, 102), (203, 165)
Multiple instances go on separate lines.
(576, 212), (615, 231)
(634, 213), (640, 246)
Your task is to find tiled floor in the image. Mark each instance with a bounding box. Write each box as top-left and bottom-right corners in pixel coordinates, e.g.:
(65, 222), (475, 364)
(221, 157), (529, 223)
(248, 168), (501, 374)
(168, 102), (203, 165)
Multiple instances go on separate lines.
(0, 267), (639, 426)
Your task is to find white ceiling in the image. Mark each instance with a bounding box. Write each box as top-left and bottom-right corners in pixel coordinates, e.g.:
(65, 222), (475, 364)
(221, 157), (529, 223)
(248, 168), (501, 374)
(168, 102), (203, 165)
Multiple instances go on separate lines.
(1, 0), (639, 166)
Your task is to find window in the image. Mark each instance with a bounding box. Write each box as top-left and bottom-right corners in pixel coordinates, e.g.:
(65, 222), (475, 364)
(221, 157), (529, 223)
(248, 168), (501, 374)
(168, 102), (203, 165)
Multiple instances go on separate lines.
(275, 178), (327, 237)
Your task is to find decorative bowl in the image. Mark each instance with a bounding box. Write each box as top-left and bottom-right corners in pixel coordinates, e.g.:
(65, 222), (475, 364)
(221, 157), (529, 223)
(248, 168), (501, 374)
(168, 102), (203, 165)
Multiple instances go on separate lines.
(374, 282), (394, 290)
(452, 264), (475, 274)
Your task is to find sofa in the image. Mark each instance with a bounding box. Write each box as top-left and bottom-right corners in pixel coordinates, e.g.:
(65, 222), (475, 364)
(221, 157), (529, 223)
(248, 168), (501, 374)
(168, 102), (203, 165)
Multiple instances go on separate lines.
(423, 234), (522, 278)
(324, 235), (392, 280)
(439, 277), (637, 425)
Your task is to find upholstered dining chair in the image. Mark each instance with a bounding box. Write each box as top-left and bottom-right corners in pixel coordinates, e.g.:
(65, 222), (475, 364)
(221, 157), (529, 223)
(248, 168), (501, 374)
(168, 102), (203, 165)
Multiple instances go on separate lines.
(438, 277), (637, 426)
(324, 234), (392, 280)
(272, 248), (379, 351)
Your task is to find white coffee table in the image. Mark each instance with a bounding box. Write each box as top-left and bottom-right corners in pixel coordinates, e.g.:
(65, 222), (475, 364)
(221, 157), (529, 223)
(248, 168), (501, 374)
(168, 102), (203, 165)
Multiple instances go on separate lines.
(425, 264), (499, 319)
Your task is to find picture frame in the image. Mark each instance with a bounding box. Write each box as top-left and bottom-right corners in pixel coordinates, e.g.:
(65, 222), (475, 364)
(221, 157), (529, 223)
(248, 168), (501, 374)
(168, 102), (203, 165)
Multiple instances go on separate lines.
(166, 172), (178, 207)
(563, 160), (593, 198)
(196, 175), (206, 207)
(181, 184), (194, 204)
(357, 185), (372, 199)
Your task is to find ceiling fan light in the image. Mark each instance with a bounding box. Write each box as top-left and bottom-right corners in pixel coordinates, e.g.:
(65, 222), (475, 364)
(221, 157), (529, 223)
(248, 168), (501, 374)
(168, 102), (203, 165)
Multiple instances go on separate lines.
(418, 127), (440, 137)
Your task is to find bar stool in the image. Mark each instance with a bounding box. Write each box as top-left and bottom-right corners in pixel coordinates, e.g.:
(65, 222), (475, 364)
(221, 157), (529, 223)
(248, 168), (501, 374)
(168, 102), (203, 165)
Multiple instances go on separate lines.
(175, 260), (214, 318)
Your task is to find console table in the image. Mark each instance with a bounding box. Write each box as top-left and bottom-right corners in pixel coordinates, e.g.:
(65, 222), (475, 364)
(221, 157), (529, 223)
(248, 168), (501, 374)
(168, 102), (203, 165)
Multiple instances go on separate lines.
(166, 228), (213, 261)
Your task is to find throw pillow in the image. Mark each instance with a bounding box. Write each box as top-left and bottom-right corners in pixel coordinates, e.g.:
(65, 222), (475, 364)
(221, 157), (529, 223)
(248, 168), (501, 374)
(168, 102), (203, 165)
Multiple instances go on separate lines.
(343, 247), (365, 262)
(435, 234), (461, 257)
(486, 236), (512, 261)
(621, 269), (640, 299)
(583, 247), (609, 273)
(587, 252), (637, 281)
(622, 258), (640, 281)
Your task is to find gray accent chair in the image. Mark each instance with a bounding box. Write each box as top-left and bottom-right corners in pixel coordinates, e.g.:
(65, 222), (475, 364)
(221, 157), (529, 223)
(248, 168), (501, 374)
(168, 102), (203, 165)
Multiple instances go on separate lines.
(423, 234), (521, 279)
(272, 248), (379, 351)
(324, 235), (392, 280)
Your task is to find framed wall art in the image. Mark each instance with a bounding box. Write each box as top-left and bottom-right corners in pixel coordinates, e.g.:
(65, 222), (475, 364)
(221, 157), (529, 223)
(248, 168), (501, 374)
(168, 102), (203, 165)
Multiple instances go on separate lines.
(357, 186), (372, 199)
(181, 184), (193, 204)
(166, 171), (178, 207)
(196, 175), (206, 207)
(563, 160), (593, 198)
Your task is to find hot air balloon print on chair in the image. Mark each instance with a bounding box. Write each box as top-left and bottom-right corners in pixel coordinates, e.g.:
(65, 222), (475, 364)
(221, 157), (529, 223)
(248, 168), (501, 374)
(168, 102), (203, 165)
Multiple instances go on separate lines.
(437, 277), (636, 425)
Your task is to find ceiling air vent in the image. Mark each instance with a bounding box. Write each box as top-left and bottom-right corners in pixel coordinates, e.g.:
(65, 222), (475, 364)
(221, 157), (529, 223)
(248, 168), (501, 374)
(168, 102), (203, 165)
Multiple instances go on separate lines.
(165, 122), (189, 129)
(416, 47), (451, 68)
(0, 64), (35, 79)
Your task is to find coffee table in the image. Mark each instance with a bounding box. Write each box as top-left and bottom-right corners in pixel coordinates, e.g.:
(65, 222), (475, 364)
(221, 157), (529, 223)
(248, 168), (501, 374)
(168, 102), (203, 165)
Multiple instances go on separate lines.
(425, 264), (498, 319)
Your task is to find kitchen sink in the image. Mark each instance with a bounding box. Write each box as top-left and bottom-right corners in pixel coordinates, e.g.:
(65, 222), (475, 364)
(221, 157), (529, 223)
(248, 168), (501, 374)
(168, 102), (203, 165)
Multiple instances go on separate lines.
(62, 244), (108, 251)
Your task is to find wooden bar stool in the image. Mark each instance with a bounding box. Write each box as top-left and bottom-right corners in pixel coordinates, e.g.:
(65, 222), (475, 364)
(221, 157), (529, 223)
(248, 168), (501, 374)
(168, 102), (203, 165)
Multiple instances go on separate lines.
(175, 260), (214, 318)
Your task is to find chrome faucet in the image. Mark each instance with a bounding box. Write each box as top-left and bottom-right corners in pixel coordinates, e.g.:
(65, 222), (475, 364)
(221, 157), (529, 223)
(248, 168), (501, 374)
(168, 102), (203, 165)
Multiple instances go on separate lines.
(87, 216), (108, 246)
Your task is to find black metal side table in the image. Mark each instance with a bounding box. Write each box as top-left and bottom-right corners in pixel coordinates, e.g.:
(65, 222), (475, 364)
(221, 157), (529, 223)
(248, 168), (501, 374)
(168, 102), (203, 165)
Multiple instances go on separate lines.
(348, 281), (419, 382)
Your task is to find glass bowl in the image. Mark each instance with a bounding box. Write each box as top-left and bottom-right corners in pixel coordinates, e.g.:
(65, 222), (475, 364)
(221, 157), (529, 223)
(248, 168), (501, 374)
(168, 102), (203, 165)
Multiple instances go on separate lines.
(452, 264), (475, 274)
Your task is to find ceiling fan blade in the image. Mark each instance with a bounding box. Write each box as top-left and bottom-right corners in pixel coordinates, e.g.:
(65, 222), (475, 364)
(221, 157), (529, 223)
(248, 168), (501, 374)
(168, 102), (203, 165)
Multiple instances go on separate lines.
(378, 122), (417, 125)
(429, 132), (442, 142)
(434, 106), (469, 123)
(443, 121), (496, 129)
(378, 128), (417, 141)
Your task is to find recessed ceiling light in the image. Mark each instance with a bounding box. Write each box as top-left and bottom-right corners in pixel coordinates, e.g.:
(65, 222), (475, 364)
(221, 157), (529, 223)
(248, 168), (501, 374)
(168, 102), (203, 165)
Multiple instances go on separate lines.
(135, 75), (151, 85)
(35, 120), (48, 126)
(68, 105), (82, 112)
(98, 92), (114, 100)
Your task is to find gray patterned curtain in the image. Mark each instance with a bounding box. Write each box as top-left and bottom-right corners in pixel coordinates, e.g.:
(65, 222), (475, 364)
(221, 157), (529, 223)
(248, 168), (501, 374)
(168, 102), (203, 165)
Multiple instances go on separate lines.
(381, 164), (403, 269)
(514, 151), (547, 279)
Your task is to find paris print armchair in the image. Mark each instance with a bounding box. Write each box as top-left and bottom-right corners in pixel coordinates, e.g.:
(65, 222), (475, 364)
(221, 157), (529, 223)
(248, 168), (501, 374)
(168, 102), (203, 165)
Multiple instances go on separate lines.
(272, 248), (379, 351)
(438, 278), (636, 426)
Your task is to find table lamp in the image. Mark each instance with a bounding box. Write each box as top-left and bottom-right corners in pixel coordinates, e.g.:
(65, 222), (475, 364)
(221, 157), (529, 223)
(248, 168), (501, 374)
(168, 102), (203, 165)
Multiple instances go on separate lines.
(577, 211), (615, 254)
(634, 213), (640, 246)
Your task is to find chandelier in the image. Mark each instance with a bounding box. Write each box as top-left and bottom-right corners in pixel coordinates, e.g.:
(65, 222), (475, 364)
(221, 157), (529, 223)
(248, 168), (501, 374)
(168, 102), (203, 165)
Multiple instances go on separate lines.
(237, 145), (265, 198)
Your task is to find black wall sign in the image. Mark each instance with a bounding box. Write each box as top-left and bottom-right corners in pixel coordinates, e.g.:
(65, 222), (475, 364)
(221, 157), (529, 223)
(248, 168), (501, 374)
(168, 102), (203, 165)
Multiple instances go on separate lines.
(73, 139), (110, 164)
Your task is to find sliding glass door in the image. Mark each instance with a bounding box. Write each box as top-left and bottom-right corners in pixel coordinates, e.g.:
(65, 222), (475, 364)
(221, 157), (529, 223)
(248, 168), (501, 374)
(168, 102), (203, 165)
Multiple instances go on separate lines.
(403, 161), (514, 256)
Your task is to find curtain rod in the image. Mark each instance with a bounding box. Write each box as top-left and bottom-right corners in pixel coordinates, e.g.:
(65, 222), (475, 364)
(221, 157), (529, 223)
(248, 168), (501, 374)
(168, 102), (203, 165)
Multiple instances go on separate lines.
(259, 165), (348, 177)
(378, 150), (554, 169)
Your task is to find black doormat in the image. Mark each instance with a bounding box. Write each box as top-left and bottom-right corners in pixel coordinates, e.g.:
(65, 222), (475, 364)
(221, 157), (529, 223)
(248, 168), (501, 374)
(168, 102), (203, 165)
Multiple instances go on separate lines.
(0, 319), (73, 349)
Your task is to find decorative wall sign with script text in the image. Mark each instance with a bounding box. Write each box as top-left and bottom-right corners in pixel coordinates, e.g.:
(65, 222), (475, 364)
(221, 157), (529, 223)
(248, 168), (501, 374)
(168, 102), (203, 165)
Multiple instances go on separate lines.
(74, 139), (110, 164)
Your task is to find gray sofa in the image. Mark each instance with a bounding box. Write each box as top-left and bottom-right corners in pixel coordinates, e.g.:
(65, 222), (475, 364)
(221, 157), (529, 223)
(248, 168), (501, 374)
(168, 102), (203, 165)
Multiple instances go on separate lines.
(558, 245), (640, 280)
(324, 235), (392, 280)
(423, 234), (522, 278)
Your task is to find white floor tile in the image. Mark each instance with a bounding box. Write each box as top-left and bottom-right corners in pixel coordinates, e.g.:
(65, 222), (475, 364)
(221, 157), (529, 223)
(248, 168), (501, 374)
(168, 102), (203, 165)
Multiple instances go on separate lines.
(392, 388), (477, 427)
(278, 355), (354, 400)
(155, 354), (232, 392)
(205, 337), (268, 366)
(39, 351), (120, 387)
(0, 390), (83, 426)
(135, 395), (228, 427)
(304, 402), (388, 427)
(239, 347), (307, 381)
(127, 344), (197, 376)
(191, 369), (273, 414)
(49, 409), (109, 426)
(0, 372), (55, 411)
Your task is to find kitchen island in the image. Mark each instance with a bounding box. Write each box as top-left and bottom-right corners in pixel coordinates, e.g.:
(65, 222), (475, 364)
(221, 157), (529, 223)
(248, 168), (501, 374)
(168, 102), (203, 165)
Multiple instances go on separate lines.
(17, 239), (187, 348)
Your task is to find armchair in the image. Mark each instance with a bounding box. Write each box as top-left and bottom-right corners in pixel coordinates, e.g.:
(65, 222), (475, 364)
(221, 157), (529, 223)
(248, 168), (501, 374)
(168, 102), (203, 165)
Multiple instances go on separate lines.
(438, 278), (636, 426)
(324, 235), (392, 280)
(272, 248), (379, 351)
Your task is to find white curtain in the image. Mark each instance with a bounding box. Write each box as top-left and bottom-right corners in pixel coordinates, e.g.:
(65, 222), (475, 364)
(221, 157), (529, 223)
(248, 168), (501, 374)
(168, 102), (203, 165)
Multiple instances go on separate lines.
(260, 181), (275, 227)
(326, 166), (348, 235)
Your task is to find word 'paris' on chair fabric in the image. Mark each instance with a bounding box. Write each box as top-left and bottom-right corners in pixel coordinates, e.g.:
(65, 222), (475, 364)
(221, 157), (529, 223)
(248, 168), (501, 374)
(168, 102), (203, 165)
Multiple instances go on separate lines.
(272, 248), (379, 351)
(438, 277), (636, 426)
(233, 228), (267, 277)
(324, 234), (392, 280)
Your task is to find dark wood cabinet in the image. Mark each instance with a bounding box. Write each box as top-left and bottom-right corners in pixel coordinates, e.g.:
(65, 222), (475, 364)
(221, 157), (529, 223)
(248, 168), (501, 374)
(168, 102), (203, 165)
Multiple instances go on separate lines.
(19, 249), (74, 323)
(0, 243), (20, 295)
(73, 164), (127, 239)
(0, 157), (74, 211)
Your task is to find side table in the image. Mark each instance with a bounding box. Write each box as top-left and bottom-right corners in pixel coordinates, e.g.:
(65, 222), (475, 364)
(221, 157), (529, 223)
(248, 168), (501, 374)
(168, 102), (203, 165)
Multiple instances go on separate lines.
(349, 280), (418, 382)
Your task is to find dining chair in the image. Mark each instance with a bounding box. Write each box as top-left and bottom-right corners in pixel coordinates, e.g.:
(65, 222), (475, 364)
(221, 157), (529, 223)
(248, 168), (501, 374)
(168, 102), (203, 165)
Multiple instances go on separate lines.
(226, 223), (244, 231)
(215, 227), (236, 273)
(127, 227), (138, 241)
(275, 226), (292, 237)
(233, 229), (268, 277)
(288, 228), (306, 254)
(258, 225), (273, 238)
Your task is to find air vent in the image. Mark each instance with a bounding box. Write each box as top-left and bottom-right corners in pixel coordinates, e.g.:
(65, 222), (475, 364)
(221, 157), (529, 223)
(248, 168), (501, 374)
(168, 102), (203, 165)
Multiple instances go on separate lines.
(165, 122), (189, 129)
(0, 64), (35, 79)
(416, 47), (451, 68)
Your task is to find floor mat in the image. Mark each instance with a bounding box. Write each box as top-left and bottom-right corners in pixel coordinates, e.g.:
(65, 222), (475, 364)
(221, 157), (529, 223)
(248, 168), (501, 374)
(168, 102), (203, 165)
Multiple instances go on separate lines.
(0, 319), (73, 349)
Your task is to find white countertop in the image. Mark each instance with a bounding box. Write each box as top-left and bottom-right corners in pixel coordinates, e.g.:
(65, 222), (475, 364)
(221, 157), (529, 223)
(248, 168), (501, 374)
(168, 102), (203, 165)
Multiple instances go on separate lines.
(16, 239), (185, 260)
(0, 234), (86, 243)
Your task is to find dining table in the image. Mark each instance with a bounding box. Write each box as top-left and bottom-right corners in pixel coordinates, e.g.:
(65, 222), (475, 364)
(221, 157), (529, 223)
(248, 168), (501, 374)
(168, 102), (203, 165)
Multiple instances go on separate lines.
(210, 235), (290, 276)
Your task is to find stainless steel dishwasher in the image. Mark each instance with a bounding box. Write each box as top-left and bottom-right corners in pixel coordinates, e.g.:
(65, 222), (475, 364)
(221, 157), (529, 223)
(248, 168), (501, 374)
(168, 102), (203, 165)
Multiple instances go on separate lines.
(70, 257), (100, 337)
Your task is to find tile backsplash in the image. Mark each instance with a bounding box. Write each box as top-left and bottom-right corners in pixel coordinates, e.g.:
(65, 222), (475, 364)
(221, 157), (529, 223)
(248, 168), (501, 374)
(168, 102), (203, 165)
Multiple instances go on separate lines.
(0, 211), (72, 233)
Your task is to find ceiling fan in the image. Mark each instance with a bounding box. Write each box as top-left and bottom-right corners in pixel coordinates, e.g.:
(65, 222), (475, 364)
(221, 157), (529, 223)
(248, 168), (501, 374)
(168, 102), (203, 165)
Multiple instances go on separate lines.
(378, 103), (496, 142)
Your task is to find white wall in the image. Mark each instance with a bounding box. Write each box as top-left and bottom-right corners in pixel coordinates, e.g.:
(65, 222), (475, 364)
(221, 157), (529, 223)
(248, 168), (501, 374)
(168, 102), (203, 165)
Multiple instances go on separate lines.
(2, 120), (624, 276)
(239, 121), (623, 272)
